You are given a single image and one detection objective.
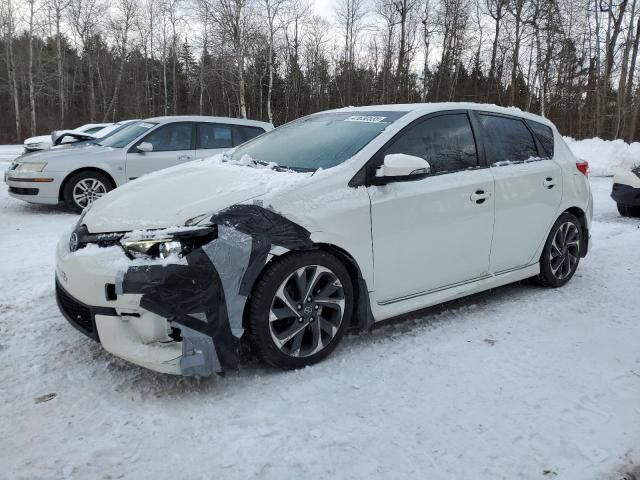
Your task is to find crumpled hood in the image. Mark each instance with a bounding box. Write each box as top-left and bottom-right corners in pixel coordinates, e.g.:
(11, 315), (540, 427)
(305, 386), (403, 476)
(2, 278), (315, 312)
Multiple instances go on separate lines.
(52, 130), (96, 144)
(83, 158), (312, 233)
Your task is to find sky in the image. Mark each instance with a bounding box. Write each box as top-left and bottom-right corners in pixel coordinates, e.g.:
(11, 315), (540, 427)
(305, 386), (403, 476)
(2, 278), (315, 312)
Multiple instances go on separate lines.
(312, 0), (336, 20)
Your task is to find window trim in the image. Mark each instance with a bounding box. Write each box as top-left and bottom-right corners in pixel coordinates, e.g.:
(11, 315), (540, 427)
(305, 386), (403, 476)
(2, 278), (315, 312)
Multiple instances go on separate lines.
(350, 109), (483, 188)
(471, 111), (545, 165)
(129, 121), (196, 153)
(195, 122), (234, 150)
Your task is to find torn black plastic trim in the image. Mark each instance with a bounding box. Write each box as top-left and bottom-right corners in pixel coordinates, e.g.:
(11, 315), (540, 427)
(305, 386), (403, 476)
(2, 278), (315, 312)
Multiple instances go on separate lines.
(116, 205), (315, 376)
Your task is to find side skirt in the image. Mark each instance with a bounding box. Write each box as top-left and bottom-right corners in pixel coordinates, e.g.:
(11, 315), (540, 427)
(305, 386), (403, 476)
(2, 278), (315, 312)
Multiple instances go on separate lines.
(371, 263), (540, 323)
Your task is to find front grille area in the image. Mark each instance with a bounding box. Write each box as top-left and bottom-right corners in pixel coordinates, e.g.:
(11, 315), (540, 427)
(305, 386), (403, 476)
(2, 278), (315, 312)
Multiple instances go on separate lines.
(54, 280), (122, 342)
(57, 283), (94, 333)
(9, 186), (39, 195)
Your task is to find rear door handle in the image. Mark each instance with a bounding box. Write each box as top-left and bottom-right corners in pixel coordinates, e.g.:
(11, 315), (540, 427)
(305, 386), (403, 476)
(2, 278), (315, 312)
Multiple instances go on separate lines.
(470, 190), (490, 204)
(178, 155), (193, 161)
(543, 177), (555, 189)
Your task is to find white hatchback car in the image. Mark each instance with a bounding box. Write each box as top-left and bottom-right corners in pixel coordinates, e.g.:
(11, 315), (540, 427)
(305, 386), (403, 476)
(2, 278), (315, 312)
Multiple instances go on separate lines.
(6, 116), (273, 212)
(55, 103), (593, 376)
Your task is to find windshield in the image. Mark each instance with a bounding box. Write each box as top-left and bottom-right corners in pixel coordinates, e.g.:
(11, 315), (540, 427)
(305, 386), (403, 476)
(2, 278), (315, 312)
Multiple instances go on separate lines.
(97, 122), (157, 148)
(230, 111), (407, 170)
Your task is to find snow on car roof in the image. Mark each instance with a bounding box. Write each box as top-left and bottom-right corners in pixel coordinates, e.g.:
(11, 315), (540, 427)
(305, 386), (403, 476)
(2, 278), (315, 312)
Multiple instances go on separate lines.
(329, 102), (554, 127)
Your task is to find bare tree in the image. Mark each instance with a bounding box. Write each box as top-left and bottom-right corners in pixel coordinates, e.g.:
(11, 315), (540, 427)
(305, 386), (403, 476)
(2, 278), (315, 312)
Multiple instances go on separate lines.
(103, 0), (138, 120)
(49, 0), (71, 126)
(3, 0), (21, 140)
(262, 0), (288, 123)
(335, 0), (366, 105)
(486, 0), (509, 101)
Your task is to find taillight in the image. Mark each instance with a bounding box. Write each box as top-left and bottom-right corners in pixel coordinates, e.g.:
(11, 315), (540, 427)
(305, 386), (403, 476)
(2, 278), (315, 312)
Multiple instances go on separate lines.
(576, 160), (589, 176)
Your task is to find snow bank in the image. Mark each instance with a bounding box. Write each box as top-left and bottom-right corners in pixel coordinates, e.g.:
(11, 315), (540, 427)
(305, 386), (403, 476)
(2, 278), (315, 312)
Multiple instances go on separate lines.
(565, 137), (640, 176)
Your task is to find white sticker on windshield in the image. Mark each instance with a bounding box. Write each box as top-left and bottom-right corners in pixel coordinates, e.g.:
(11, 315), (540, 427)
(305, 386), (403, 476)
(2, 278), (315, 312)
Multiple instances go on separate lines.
(344, 115), (387, 123)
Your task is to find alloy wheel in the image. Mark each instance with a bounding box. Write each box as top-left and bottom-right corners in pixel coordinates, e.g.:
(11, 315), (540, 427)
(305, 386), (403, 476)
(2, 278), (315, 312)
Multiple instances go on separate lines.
(72, 178), (107, 209)
(268, 265), (345, 358)
(549, 221), (580, 280)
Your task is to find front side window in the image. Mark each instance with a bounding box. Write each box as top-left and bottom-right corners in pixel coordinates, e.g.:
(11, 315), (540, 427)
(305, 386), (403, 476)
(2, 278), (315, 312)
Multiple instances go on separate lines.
(384, 113), (478, 174)
(197, 123), (233, 149)
(98, 122), (156, 148)
(479, 114), (538, 163)
(231, 111), (408, 171)
(141, 123), (193, 152)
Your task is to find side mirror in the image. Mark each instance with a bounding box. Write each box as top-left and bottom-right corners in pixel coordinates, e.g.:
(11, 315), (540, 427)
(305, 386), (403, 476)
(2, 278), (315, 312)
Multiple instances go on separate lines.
(137, 142), (153, 153)
(373, 154), (431, 185)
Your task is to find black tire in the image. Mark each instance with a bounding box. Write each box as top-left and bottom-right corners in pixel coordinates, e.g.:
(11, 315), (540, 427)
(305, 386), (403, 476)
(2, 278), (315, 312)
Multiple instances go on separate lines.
(617, 203), (640, 217)
(62, 171), (114, 214)
(247, 251), (354, 370)
(535, 212), (583, 288)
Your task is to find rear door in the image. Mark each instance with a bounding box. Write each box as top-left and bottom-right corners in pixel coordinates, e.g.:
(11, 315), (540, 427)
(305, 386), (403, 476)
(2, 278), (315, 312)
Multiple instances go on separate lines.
(125, 122), (195, 180)
(477, 113), (563, 273)
(369, 111), (495, 302)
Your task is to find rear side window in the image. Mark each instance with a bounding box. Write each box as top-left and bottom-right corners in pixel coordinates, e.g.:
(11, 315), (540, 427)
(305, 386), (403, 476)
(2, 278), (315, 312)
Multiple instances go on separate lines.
(527, 120), (554, 157)
(197, 123), (233, 149)
(234, 125), (266, 145)
(384, 113), (478, 174)
(479, 114), (538, 163)
(142, 123), (193, 152)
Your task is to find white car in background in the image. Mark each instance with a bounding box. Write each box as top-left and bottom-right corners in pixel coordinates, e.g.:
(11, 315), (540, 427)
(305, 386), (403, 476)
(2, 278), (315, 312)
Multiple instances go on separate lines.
(611, 158), (640, 217)
(6, 116), (273, 212)
(24, 123), (112, 152)
(54, 103), (593, 377)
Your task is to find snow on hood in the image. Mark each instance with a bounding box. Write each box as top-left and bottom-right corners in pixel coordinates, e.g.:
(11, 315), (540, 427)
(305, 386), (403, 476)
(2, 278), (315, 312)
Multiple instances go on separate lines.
(83, 155), (313, 233)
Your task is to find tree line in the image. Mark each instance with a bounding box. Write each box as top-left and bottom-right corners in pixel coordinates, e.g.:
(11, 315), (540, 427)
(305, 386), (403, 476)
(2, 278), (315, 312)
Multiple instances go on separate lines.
(1, 0), (639, 144)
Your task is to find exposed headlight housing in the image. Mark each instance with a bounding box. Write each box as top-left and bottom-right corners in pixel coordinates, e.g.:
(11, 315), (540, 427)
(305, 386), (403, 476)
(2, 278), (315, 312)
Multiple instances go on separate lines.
(120, 227), (217, 259)
(632, 166), (640, 179)
(16, 162), (47, 172)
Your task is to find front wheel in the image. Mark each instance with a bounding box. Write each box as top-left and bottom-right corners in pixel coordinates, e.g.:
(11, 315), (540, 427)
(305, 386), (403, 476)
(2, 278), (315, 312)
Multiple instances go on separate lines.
(535, 212), (583, 288)
(247, 251), (354, 370)
(62, 171), (113, 213)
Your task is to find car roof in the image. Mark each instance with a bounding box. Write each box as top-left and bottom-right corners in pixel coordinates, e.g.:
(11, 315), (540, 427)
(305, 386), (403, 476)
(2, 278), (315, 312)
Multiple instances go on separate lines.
(143, 115), (273, 129)
(327, 103), (554, 128)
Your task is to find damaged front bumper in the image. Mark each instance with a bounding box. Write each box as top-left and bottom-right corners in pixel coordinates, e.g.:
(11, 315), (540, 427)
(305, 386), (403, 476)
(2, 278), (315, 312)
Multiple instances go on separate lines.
(55, 205), (316, 377)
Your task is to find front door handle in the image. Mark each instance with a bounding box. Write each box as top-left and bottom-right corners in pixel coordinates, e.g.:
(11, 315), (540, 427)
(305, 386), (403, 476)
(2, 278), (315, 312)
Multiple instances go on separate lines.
(543, 177), (555, 189)
(178, 155), (193, 161)
(470, 190), (490, 204)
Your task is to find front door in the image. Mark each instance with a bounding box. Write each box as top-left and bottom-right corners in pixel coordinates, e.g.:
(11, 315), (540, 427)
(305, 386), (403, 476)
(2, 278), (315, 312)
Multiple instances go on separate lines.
(369, 112), (495, 303)
(126, 122), (195, 180)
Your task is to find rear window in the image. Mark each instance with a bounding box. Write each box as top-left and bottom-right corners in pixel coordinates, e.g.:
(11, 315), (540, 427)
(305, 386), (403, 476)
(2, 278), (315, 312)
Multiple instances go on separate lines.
(234, 125), (265, 145)
(479, 114), (538, 163)
(527, 120), (555, 157)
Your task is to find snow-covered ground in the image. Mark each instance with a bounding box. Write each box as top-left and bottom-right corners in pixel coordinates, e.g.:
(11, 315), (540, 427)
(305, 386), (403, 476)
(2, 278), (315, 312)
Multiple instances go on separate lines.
(0, 176), (639, 479)
(0, 145), (22, 162)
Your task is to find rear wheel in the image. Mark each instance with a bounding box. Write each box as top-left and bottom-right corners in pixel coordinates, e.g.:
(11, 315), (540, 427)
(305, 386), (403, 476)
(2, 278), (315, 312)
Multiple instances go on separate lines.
(535, 212), (582, 288)
(247, 251), (353, 370)
(62, 171), (113, 214)
(617, 203), (640, 217)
